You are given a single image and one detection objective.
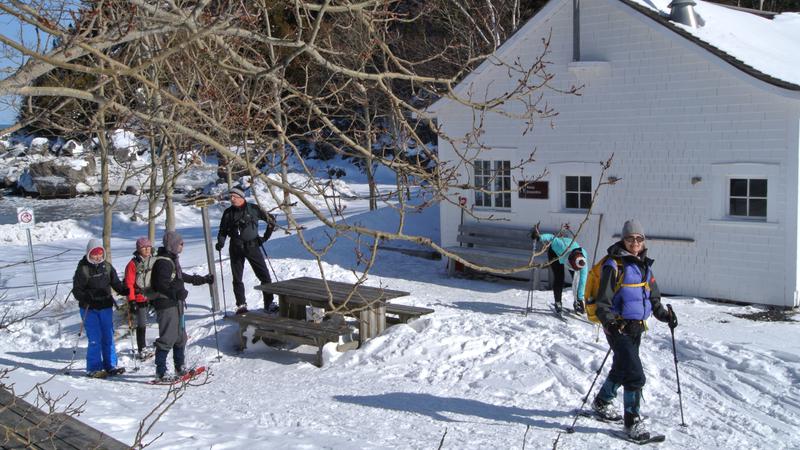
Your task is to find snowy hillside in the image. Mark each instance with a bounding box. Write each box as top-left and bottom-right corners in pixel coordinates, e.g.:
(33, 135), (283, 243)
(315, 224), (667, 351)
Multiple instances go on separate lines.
(0, 181), (798, 449)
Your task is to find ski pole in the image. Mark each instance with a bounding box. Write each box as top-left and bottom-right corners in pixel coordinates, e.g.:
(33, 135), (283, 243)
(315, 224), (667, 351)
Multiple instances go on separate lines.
(565, 347), (612, 433)
(217, 249), (228, 315)
(65, 305), (90, 374)
(667, 304), (687, 427)
(126, 302), (139, 372)
(260, 244), (280, 282)
(209, 306), (223, 362)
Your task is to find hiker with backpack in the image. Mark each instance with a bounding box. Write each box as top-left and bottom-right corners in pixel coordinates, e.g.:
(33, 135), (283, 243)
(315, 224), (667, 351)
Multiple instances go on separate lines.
(150, 231), (214, 381)
(123, 237), (154, 360)
(589, 219), (678, 442)
(215, 186), (276, 315)
(530, 225), (588, 314)
(72, 239), (129, 378)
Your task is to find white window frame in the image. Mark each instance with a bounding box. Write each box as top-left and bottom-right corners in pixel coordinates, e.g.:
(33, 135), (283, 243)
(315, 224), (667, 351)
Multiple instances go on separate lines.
(547, 162), (602, 214)
(564, 175), (593, 210)
(728, 178), (768, 219)
(473, 159), (512, 210)
(711, 163), (779, 224)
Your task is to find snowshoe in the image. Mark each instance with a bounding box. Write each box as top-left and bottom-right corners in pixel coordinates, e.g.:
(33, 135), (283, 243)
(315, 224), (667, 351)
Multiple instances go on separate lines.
(591, 398), (622, 422)
(611, 430), (666, 445)
(148, 366), (207, 385)
(136, 348), (155, 361)
(86, 370), (108, 379)
(107, 367), (126, 376)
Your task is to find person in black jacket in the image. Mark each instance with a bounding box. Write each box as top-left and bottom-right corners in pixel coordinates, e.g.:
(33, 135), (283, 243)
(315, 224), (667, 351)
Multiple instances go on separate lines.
(215, 187), (276, 314)
(151, 231), (213, 380)
(72, 238), (128, 378)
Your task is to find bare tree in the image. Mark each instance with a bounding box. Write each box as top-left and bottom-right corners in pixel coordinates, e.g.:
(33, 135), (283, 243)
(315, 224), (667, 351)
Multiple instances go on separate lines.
(0, 0), (587, 310)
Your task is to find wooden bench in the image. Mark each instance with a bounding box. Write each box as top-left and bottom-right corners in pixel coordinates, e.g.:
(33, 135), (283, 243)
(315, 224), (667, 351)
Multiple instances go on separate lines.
(0, 387), (128, 449)
(445, 222), (550, 287)
(230, 311), (357, 367)
(385, 304), (435, 325)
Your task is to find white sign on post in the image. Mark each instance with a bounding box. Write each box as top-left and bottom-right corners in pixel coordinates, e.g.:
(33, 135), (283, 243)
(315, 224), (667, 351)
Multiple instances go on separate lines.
(17, 207), (35, 229)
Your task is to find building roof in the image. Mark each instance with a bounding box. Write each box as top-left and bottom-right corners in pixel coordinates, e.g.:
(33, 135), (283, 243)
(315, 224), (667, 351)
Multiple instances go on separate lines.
(622, 0), (800, 90)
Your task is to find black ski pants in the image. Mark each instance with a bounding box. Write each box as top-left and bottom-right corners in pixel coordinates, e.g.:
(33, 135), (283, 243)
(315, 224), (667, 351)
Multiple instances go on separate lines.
(230, 240), (272, 307)
(547, 248), (574, 305)
(605, 326), (646, 390)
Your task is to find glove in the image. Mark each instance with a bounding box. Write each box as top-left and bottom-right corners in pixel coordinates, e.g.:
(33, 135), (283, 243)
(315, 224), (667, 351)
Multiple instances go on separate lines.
(215, 241), (224, 251)
(604, 318), (625, 335)
(668, 309), (678, 329)
(204, 274), (214, 285)
(530, 222), (541, 241)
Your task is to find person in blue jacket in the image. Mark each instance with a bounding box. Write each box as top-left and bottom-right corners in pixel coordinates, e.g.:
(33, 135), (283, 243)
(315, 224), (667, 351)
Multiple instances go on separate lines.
(531, 225), (588, 314)
(591, 219), (677, 441)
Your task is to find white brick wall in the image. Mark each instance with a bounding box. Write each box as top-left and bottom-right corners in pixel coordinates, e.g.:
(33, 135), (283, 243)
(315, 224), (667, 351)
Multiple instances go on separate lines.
(437, 0), (800, 307)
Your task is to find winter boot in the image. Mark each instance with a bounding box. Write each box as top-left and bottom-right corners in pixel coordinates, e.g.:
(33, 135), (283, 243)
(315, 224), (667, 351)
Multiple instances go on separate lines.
(591, 397), (622, 421)
(264, 303), (280, 314)
(107, 367), (126, 376)
(235, 305), (248, 315)
(554, 301), (563, 314)
(86, 370), (108, 379)
(154, 347), (169, 380)
(573, 300), (585, 314)
(624, 415), (650, 441)
(173, 345), (186, 376)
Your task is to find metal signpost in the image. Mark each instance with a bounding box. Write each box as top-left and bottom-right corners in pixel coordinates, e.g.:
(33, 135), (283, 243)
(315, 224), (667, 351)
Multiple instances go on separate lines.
(194, 197), (221, 312)
(17, 207), (40, 301)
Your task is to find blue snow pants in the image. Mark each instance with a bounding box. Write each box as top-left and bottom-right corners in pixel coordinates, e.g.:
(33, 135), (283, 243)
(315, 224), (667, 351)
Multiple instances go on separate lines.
(81, 307), (118, 372)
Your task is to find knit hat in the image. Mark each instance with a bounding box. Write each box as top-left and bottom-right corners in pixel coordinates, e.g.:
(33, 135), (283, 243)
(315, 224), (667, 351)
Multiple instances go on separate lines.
(135, 237), (152, 250)
(86, 238), (104, 262)
(622, 219), (645, 238)
(229, 187), (246, 199)
(163, 230), (184, 255)
(568, 249), (587, 271)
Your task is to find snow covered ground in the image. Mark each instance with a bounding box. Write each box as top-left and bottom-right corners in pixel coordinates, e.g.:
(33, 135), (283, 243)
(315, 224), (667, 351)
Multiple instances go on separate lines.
(0, 179), (799, 449)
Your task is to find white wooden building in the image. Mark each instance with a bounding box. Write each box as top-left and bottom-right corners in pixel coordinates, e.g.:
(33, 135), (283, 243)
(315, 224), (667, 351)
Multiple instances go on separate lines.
(431, 0), (800, 307)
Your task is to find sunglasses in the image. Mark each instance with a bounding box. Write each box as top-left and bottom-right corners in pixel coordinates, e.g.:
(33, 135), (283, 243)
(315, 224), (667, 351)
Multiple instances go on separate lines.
(624, 236), (645, 244)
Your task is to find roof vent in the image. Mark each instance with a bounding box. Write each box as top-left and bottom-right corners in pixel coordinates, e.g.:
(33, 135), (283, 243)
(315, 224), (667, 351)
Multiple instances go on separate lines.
(668, 0), (700, 28)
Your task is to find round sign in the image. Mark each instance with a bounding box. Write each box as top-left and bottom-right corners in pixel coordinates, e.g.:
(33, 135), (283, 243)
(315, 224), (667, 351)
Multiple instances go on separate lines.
(458, 196), (467, 206)
(17, 207), (35, 229)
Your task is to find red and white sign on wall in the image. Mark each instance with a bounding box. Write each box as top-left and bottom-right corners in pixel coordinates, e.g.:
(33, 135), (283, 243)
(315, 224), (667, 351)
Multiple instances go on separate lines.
(16, 207), (35, 229)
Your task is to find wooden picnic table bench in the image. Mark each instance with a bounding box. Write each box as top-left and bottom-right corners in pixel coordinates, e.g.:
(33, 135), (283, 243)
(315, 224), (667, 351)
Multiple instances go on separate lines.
(0, 387), (128, 449)
(229, 312), (356, 367)
(385, 303), (435, 325)
(255, 277), (411, 346)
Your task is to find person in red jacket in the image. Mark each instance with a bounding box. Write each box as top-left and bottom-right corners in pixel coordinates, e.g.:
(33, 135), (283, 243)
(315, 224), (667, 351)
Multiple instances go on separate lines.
(124, 237), (153, 360)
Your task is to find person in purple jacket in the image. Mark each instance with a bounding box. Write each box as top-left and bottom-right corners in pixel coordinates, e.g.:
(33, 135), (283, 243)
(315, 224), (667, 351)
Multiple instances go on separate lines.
(590, 219), (678, 441)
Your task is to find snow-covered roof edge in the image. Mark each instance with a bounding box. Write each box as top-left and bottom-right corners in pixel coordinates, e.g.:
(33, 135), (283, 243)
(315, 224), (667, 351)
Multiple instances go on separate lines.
(616, 0), (800, 92)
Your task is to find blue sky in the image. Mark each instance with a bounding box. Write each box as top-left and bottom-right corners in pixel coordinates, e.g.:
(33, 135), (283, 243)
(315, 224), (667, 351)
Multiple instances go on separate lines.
(1, 8), (64, 126)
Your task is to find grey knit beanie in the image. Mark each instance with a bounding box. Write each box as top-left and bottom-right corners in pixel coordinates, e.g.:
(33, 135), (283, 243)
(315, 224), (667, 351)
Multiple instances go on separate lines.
(163, 230), (184, 255)
(229, 187), (246, 199)
(622, 219), (645, 238)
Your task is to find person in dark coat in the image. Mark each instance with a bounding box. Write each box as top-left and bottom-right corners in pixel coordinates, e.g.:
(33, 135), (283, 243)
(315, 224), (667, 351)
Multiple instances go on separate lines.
(215, 186), (276, 314)
(591, 219), (678, 441)
(72, 238), (128, 378)
(151, 231), (213, 380)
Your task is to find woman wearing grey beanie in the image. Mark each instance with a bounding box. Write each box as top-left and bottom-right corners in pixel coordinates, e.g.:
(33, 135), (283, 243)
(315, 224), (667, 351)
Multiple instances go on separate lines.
(588, 219), (678, 442)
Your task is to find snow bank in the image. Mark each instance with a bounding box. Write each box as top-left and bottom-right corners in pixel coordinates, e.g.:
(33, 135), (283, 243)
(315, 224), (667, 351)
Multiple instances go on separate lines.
(0, 219), (93, 244)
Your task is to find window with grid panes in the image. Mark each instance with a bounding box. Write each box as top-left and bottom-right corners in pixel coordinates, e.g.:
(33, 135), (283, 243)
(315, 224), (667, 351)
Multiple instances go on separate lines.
(474, 160), (511, 209)
(729, 178), (767, 219)
(565, 176), (592, 210)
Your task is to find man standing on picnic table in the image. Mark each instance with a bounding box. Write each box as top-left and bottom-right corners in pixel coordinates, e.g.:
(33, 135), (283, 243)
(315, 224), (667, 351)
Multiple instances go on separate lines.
(215, 186), (277, 315)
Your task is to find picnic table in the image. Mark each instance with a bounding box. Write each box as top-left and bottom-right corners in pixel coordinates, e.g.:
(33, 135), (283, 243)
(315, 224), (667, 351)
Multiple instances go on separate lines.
(255, 276), (411, 345)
